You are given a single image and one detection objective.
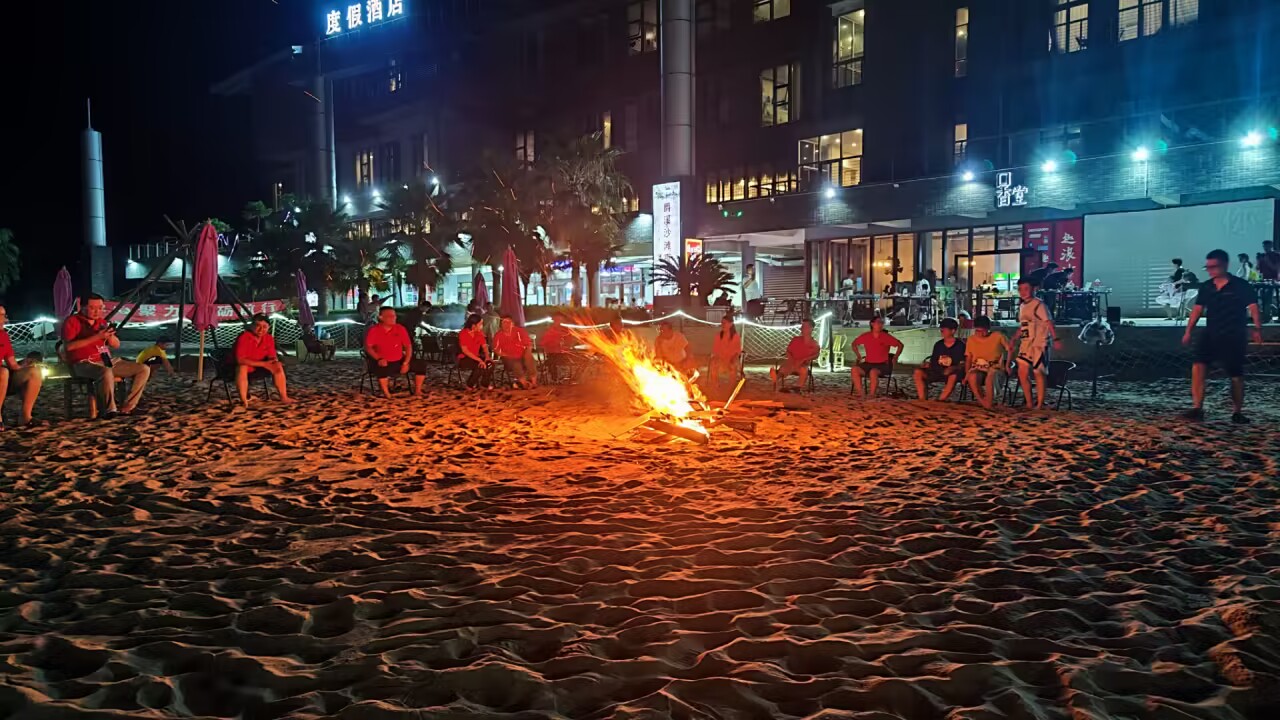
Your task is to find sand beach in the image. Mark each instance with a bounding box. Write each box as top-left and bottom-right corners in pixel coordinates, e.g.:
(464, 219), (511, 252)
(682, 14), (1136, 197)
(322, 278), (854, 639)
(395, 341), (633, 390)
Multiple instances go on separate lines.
(1, 362), (1278, 719)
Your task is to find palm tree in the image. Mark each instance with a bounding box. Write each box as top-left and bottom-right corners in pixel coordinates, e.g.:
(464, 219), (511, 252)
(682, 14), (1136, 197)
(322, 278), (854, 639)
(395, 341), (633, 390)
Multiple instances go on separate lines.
(378, 181), (458, 304)
(651, 253), (737, 306)
(0, 228), (19, 296)
(456, 155), (541, 306)
(293, 202), (351, 315)
(540, 132), (631, 307)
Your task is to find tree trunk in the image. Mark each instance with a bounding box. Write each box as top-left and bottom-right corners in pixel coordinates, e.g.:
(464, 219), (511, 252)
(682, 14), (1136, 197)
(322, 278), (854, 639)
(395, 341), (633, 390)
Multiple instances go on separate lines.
(317, 281), (331, 316)
(586, 262), (600, 308)
(541, 273), (549, 306)
(570, 263), (582, 308)
(491, 265), (503, 309)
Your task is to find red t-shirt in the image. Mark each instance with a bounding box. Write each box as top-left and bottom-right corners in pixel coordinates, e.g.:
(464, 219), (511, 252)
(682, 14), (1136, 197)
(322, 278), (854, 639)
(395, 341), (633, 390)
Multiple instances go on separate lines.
(852, 331), (903, 364)
(234, 331), (277, 364)
(61, 314), (110, 364)
(458, 327), (487, 361)
(364, 322), (411, 363)
(786, 335), (820, 363)
(539, 325), (570, 354)
(0, 328), (14, 365)
(493, 328), (532, 359)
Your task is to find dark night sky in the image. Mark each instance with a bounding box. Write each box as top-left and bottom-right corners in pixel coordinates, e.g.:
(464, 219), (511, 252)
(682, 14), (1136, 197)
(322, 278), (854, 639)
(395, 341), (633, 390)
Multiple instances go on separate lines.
(0, 1), (313, 313)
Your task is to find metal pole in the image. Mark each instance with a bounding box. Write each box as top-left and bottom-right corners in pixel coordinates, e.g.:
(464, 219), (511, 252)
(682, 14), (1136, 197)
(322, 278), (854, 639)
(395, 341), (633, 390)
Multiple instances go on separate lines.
(175, 245), (188, 372)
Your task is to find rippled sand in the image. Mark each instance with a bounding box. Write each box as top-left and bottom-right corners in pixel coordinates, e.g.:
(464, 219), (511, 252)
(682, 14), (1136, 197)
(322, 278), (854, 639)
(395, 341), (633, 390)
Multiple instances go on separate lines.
(2, 362), (1278, 719)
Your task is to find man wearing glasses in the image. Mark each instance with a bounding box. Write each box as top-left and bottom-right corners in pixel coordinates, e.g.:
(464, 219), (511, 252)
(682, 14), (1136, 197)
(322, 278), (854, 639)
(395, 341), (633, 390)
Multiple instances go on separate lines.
(1182, 249), (1264, 424)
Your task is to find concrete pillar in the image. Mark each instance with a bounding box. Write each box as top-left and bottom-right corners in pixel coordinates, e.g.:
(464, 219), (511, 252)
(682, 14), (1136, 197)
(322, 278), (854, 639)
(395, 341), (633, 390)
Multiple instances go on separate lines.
(312, 74), (336, 206)
(660, 0), (694, 179)
(81, 126), (106, 249)
(739, 242), (756, 306)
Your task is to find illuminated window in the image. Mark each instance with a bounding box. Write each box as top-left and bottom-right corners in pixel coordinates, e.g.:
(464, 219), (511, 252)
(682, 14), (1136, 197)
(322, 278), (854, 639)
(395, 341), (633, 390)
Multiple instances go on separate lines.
(1053, 0), (1088, 53)
(356, 149), (374, 188)
(799, 129), (863, 189)
(753, 0), (790, 23)
(1120, 0), (1196, 41)
(760, 63), (796, 127)
(515, 130), (535, 166)
(602, 111), (613, 149)
(627, 0), (658, 55)
(954, 123), (968, 166)
(955, 8), (969, 77)
(388, 59), (402, 93)
(705, 166), (797, 204)
(833, 9), (866, 88)
(378, 142), (401, 184)
(696, 0), (731, 37)
(1170, 0), (1198, 26)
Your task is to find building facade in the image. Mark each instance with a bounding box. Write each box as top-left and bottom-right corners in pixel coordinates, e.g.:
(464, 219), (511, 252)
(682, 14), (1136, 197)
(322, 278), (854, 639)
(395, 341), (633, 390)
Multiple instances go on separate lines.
(216, 0), (1280, 317)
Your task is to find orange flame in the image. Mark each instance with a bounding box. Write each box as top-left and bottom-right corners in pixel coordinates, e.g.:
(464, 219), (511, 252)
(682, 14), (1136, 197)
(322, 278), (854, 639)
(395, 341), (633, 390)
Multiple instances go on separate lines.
(579, 325), (708, 436)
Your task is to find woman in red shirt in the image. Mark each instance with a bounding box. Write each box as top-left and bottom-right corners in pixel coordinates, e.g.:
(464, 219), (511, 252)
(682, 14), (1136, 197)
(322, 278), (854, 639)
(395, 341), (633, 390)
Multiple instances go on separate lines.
(492, 315), (537, 389)
(457, 314), (494, 390)
(709, 314), (743, 391)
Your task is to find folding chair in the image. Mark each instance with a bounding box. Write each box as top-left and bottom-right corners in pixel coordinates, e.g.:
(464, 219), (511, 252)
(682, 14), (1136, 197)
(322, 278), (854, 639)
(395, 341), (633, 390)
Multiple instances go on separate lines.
(206, 351), (275, 404)
(359, 351), (411, 395)
(850, 357), (902, 397)
(1003, 360), (1074, 410)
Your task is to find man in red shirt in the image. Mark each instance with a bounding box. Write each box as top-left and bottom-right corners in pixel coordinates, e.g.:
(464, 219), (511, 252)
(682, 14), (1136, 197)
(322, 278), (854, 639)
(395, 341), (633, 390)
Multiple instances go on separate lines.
(233, 314), (292, 408)
(62, 294), (151, 416)
(538, 312), (579, 383)
(850, 315), (904, 398)
(492, 314), (537, 388)
(0, 303), (44, 429)
(771, 318), (821, 391)
(364, 306), (424, 397)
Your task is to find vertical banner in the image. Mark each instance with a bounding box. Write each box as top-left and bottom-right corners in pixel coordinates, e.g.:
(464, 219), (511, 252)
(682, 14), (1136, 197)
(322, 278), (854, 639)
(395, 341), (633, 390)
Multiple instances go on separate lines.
(652, 182), (681, 295)
(1022, 223), (1053, 277)
(1051, 219), (1084, 288)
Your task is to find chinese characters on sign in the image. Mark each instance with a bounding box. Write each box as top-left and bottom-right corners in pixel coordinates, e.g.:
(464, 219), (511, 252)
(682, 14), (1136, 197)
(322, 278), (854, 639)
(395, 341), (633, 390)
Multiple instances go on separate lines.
(684, 238), (704, 263)
(652, 182), (682, 295)
(103, 300), (287, 324)
(326, 0), (404, 36)
(995, 171), (1030, 208)
(1052, 219), (1084, 288)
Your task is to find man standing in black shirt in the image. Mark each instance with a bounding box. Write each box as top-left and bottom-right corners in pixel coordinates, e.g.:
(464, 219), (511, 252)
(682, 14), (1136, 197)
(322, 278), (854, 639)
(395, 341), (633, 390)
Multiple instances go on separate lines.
(1182, 249), (1264, 424)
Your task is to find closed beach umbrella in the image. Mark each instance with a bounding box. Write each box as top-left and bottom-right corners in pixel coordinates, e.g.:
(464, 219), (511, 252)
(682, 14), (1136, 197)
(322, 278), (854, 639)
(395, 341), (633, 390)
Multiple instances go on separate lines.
(501, 246), (525, 327)
(192, 222), (221, 380)
(473, 271), (490, 308)
(295, 270), (315, 328)
(53, 266), (74, 318)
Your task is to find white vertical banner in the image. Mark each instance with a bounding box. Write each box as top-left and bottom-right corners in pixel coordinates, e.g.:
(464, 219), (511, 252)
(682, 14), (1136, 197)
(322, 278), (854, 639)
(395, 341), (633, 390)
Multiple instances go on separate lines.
(652, 181), (681, 295)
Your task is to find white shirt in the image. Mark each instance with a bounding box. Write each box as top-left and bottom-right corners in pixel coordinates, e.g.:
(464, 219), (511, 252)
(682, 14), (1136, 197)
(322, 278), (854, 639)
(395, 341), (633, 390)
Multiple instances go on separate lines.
(744, 274), (763, 301)
(654, 332), (689, 364)
(1017, 297), (1053, 350)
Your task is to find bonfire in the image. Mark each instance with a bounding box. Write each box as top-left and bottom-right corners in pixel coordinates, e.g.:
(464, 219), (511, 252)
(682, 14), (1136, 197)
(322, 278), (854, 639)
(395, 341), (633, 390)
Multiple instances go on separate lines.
(577, 325), (711, 440)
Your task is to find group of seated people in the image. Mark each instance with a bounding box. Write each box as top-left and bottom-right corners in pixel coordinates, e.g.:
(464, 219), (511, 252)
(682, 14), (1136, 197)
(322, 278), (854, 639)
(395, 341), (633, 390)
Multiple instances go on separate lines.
(768, 279), (1062, 409)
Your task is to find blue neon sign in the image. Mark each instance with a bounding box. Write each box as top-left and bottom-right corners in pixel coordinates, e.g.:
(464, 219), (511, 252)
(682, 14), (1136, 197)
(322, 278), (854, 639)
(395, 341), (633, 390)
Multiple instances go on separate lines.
(326, 0), (404, 36)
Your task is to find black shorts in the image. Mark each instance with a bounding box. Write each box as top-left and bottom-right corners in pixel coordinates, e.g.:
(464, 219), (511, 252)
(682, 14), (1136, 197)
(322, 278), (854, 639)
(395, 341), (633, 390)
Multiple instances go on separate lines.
(369, 359), (427, 378)
(923, 366), (958, 383)
(1194, 334), (1246, 378)
(858, 361), (892, 375)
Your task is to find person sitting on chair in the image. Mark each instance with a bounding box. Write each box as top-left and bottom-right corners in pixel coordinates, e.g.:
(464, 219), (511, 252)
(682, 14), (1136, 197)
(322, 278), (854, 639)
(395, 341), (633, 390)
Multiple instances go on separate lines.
(850, 315), (904, 399)
(62, 294), (151, 417)
(493, 314), (537, 389)
(709, 314), (743, 390)
(965, 315), (1011, 410)
(713, 291), (733, 308)
(914, 317), (965, 401)
(458, 314), (494, 391)
(233, 314), (292, 408)
(135, 336), (175, 376)
(365, 306), (424, 398)
(654, 321), (694, 375)
(771, 319), (820, 392)
(539, 312), (576, 383)
(0, 303), (44, 430)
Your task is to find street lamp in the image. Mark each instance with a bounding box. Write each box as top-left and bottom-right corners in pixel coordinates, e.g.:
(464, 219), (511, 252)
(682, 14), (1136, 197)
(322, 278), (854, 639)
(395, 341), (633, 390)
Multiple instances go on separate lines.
(1041, 160), (1058, 173)
(824, 186), (837, 199)
(1241, 130), (1264, 148)
(1131, 146), (1150, 162)
(961, 170), (975, 182)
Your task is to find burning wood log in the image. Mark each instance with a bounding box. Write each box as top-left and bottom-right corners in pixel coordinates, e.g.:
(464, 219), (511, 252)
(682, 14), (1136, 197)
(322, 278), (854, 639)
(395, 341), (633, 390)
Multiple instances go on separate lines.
(644, 418), (710, 445)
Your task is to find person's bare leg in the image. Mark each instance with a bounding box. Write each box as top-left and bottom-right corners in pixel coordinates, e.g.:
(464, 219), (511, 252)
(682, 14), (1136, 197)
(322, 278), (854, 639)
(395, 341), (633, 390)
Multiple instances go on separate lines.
(377, 377), (392, 399)
(20, 371), (42, 423)
(272, 366), (291, 402)
(236, 365), (252, 407)
(1034, 368), (1047, 409)
(940, 374), (957, 402)
(967, 372), (983, 407)
(984, 373), (998, 410)
(1190, 362), (1206, 409)
(100, 366), (118, 413)
(851, 368), (865, 398)
(868, 369), (881, 398)
(0, 368), (8, 425)
(797, 366), (809, 391)
(413, 374), (425, 396)
(1018, 362), (1033, 407)
(913, 369), (928, 400)
(1230, 376), (1244, 414)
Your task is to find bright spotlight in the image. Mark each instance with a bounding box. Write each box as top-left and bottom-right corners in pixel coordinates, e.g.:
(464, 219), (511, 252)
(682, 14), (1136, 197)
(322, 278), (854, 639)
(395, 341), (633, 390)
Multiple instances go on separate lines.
(341, 195), (352, 205)
(1242, 131), (1264, 148)
(1041, 160), (1058, 173)
(371, 188), (382, 198)
(431, 176), (441, 186)
(293, 206), (302, 213)
(961, 170), (975, 182)
(824, 187), (837, 199)
(1131, 147), (1150, 162)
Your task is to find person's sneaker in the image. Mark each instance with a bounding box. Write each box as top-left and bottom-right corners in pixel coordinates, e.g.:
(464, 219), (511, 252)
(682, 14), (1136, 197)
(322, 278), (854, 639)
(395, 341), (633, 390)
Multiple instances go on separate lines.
(1231, 412), (1249, 425)
(1182, 408), (1204, 421)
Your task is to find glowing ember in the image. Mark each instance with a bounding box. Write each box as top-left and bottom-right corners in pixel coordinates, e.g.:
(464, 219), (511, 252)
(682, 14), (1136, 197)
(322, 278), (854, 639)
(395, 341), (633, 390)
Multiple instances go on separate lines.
(579, 326), (709, 436)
